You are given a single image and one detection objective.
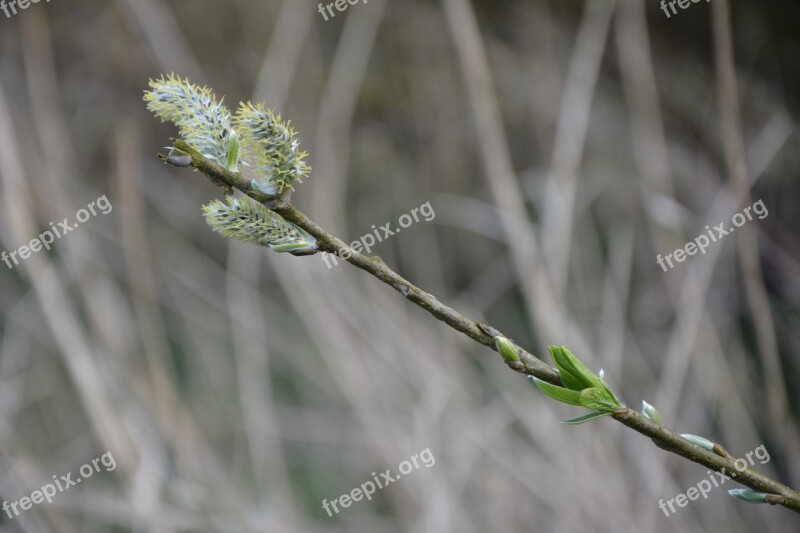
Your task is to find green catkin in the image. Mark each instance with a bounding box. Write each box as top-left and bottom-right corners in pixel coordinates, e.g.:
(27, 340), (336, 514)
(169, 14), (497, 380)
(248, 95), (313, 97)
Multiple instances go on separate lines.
(145, 74), (238, 171)
(203, 196), (318, 255)
(145, 74), (316, 254)
(234, 102), (311, 194)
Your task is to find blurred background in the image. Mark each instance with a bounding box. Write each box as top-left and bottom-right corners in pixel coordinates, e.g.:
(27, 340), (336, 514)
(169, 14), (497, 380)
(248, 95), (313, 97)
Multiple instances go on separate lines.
(0, 0), (798, 531)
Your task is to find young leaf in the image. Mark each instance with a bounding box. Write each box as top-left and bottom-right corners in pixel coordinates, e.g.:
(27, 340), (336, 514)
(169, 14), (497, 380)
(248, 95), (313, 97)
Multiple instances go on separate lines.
(529, 376), (583, 406)
(578, 387), (621, 412)
(549, 346), (601, 391)
(598, 372), (624, 407)
(562, 411), (613, 425)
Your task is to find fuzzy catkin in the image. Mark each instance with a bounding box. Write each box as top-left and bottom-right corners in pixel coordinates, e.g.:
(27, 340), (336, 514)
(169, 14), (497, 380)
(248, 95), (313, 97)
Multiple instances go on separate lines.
(202, 196), (317, 254)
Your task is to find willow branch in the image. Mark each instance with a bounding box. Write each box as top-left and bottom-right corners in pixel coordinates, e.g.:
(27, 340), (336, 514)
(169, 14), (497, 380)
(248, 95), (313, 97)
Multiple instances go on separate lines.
(166, 139), (561, 385)
(160, 138), (800, 513)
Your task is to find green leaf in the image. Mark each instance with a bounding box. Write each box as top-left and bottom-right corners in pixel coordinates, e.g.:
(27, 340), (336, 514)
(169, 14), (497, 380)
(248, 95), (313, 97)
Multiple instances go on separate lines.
(549, 346), (601, 391)
(598, 371), (623, 407)
(578, 388), (621, 412)
(562, 411), (613, 425)
(680, 434), (715, 451)
(642, 401), (662, 426)
(530, 377), (583, 406)
(494, 336), (520, 362)
(727, 489), (769, 504)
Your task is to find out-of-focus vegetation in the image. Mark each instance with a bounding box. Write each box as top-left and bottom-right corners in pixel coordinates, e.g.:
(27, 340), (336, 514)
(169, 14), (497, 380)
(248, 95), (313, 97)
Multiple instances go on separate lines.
(0, 1), (798, 531)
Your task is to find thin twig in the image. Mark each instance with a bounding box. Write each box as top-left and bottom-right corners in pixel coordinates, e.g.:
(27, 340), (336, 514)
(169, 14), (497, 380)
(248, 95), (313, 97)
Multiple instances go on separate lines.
(163, 138), (800, 514)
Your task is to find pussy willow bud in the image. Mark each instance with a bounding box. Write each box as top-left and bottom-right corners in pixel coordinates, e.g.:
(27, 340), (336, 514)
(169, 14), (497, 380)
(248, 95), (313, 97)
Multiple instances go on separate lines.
(642, 401), (662, 426)
(145, 74), (238, 170)
(203, 195), (317, 255)
(728, 488), (769, 504)
(235, 102), (310, 193)
(680, 434), (715, 451)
